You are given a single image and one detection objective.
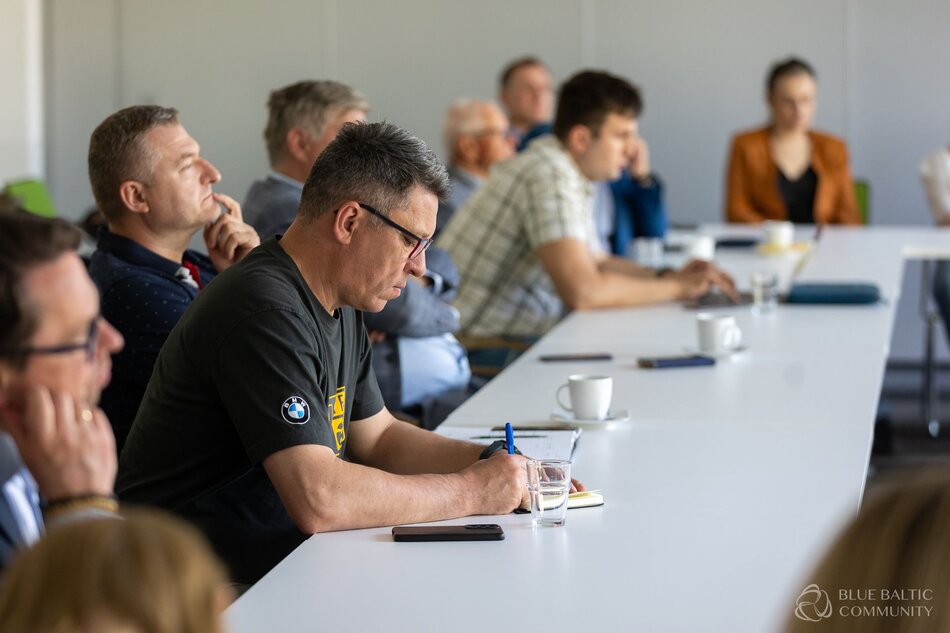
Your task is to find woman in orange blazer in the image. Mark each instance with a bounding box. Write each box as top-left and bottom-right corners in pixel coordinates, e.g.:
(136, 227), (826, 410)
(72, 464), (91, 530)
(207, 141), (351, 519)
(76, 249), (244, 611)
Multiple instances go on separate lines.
(725, 58), (861, 225)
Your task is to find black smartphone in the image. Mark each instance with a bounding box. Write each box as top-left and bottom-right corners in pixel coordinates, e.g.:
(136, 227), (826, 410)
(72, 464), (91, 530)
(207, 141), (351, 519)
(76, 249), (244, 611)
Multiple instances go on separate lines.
(538, 353), (613, 362)
(637, 355), (715, 369)
(392, 524), (505, 542)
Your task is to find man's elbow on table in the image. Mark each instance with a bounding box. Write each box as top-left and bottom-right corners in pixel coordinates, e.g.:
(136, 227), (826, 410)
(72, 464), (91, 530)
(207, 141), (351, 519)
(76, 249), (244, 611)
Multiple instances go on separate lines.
(263, 445), (356, 534)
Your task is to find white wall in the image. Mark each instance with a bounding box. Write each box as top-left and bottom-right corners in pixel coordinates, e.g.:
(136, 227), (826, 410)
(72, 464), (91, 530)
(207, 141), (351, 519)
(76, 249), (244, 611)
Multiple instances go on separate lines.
(0, 0), (44, 184)
(44, 0), (950, 224)
(42, 0), (950, 360)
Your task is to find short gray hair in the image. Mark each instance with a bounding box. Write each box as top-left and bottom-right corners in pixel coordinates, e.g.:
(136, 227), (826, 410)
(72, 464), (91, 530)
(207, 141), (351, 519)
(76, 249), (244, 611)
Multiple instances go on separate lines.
(88, 105), (180, 222)
(263, 80), (370, 166)
(441, 99), (497, 157)
(298, 122), (449, 222)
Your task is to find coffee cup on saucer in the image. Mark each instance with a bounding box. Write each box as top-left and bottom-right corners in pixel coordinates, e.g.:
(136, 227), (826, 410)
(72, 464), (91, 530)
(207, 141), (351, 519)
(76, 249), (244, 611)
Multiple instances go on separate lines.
(555, 374), (612, 421)
(696, 313), (743, 356)
(763, 221), (794, 250)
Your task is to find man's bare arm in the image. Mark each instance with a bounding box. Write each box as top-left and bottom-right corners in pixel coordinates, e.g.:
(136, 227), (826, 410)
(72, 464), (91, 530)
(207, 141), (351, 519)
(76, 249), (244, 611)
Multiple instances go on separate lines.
(263, 441), (526, 534)
(536, 238), (683, 309)
(537, 239), (738, 309)
(596, 254), (660, 278)
(345, 408), (483, 474)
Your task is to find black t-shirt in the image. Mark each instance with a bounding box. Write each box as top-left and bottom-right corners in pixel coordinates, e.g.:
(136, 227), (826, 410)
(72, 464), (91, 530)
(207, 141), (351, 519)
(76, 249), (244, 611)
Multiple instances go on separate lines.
(778, 165), (818, 225)
(116, 238), (385, 584)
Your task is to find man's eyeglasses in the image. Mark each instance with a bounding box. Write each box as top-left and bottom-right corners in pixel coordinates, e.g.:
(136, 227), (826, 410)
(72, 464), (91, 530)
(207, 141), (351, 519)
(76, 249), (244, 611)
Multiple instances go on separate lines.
(474, 127), (517, 141)
(358, 203), (433, 260)
(0, 318), (100, 363)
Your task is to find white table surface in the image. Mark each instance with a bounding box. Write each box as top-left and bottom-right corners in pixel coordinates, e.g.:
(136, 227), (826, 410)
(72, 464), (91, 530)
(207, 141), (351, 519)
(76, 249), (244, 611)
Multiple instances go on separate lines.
(227, 226), (950, 633)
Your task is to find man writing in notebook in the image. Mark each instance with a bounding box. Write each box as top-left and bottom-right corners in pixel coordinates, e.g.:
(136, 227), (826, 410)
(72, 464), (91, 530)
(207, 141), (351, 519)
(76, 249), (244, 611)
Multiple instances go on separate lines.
(117, 122), (563, 585)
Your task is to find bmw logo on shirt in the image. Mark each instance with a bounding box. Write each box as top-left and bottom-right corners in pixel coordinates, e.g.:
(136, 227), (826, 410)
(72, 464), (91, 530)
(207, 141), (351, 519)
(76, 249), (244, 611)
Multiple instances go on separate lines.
(281, 396), (311, 424)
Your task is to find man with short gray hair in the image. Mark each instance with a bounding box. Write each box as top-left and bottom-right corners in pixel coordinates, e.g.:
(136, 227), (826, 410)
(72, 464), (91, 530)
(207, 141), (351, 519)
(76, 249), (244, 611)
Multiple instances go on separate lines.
(88, 105), (260, 452)
(244, 80), (369, 239)
(437, 99), (514, 232)
(117, 122), (558, 584)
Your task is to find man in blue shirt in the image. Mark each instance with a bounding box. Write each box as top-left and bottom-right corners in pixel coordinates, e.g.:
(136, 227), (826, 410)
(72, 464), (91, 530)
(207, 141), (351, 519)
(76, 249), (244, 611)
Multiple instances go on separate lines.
(87, 106), (260, 452)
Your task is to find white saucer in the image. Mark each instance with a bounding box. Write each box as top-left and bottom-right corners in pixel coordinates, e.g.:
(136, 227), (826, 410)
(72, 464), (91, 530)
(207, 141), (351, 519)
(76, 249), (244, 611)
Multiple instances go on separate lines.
(683, 345), (748, 360)
(550, 409), (630, 428)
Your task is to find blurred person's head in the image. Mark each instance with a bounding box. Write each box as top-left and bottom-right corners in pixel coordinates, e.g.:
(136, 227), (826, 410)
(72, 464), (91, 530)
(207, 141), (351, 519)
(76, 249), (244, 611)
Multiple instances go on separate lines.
(0, 193), (27, 215)
(289, 121), (448, 314)
(0, 214), (123, 416)
(553, 70), (643, 182)
(784, 466), (950, 633)
(88, 105), (223, 238)
(264, 80), (370, 182)
(79, 208), (107, 239)
(0, 510), (231, 633)
(498, 57), (553, 133)
(766, 57), (817, 134)
(442, 99), (515, 177)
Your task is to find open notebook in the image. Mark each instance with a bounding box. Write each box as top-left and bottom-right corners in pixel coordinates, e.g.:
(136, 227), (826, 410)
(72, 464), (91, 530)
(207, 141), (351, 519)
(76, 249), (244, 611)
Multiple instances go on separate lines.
(437, 426), (603, 509)
(437, 426), (580, 460)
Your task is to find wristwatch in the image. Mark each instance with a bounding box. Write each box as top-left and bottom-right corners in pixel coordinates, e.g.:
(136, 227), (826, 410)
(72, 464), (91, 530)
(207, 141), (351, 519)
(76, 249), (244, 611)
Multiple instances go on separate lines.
(479, 440), (523, 459)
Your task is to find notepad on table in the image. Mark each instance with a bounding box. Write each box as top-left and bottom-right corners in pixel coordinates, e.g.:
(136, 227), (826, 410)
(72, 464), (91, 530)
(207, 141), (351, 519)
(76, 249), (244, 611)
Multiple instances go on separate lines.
(437, 426), (579, 460)
(568, 490), (604, 509)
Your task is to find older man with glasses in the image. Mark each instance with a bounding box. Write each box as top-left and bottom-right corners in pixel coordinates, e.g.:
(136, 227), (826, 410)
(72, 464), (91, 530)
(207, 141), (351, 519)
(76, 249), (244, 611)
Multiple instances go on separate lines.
(436, 99), (515, 235)
(116, 122), (562, 586)
(0, 213), (123, 570)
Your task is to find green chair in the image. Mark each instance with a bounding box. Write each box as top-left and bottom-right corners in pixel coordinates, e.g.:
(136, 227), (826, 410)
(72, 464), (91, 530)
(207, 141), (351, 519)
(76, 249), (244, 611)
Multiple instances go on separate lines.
(853, 179), (870, 225)
(3, 179), (58, 218)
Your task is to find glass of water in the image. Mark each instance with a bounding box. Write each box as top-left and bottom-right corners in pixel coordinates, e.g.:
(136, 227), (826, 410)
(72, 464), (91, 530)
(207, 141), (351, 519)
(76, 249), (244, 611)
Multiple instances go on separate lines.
(526, 459), (572, 528)
(751, 271), (779, 315)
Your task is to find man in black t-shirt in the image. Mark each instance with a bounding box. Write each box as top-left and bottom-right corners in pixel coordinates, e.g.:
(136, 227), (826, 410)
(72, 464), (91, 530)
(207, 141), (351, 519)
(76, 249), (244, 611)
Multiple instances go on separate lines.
(116, 122), (549, 584)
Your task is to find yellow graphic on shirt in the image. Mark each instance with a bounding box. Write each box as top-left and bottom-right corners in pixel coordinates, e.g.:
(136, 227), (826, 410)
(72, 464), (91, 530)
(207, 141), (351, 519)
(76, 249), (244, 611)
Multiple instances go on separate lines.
(328, 386), (346, 455)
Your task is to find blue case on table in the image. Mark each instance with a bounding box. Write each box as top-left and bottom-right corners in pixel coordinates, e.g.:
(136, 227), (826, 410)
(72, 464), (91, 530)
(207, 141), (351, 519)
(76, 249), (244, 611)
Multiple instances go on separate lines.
(784, 282), (881, 305)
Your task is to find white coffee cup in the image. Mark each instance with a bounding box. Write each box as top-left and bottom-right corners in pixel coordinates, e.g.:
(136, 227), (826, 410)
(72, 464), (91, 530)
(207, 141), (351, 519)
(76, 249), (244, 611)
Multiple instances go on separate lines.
(556, 374), (612, 420)
(763, 221), (794, 249)
(696, 313), (742, 355)
(688, 235), (715, 261)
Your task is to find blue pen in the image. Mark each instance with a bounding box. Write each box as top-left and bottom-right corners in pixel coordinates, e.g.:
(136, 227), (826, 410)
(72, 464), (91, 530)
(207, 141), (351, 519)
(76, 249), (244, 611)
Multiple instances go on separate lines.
(505, 422), (515, 454)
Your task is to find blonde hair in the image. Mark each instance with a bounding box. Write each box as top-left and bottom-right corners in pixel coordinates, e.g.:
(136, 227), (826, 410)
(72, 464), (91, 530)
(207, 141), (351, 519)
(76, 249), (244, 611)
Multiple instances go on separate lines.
(0, 510), (230, 633)
(785, 466), (950, 633)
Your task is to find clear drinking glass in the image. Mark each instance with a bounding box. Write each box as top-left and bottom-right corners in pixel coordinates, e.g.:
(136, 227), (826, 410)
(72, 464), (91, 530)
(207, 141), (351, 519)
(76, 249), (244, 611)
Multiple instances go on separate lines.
(752, 271), (779, 315)
(526, 459), (572, 528)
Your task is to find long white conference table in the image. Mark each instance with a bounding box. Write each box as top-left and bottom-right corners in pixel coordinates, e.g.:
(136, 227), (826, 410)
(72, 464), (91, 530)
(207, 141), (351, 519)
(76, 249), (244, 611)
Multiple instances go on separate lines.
(228, 226), (950, 633)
